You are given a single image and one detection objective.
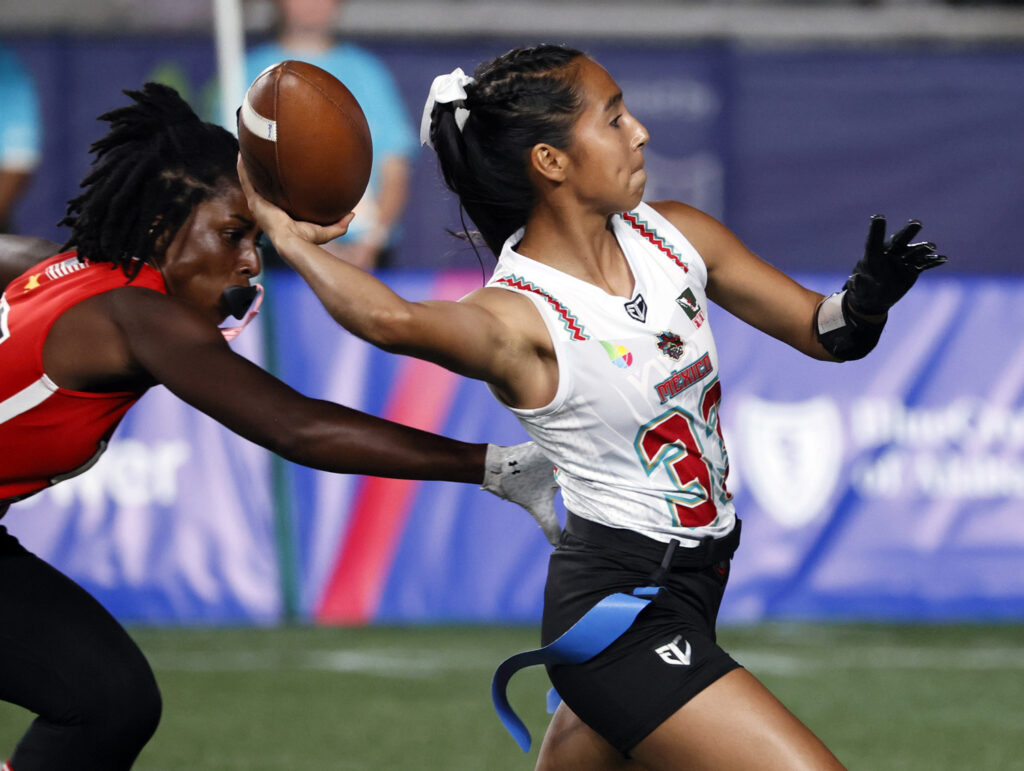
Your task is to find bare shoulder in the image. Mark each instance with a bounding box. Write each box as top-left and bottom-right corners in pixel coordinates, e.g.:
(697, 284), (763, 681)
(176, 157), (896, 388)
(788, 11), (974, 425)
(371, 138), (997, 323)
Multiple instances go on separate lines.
(460, 284), (553, 353)
(648, 201), (736, 246)
(462, 284), (540, 322)
(647, 200), (749, 272)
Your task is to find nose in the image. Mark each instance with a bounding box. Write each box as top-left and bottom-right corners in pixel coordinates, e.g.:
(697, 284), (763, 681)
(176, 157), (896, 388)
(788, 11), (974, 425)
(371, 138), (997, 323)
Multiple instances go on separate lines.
(239, 241), (261, 277)
(633, 119), (649, 151)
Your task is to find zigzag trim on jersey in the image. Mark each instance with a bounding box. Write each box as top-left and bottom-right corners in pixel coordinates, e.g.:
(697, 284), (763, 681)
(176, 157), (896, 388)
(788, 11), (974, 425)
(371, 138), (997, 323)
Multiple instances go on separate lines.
(495, 274), (589, 341)
(621, 210), (689, 272)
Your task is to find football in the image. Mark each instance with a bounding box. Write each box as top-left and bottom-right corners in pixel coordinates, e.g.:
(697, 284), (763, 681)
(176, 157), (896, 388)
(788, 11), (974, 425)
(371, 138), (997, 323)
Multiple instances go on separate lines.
(238, 60), (372, 225)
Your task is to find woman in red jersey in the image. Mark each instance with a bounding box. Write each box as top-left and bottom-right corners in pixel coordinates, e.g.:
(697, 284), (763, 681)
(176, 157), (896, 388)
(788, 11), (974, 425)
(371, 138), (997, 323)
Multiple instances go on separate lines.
(0, 83), (556, 771)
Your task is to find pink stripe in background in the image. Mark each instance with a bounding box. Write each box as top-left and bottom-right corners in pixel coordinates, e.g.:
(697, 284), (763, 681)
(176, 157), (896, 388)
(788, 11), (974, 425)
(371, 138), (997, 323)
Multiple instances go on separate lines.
(315, 272), (481, 624)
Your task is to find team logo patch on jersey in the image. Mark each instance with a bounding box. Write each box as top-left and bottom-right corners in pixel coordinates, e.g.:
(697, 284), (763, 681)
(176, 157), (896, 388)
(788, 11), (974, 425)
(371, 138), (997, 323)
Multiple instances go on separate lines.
(656, 331), (686, 360)
(624, 293), (647, 323)
(600, 341), (634, 369)
(675, 288), (705, 328)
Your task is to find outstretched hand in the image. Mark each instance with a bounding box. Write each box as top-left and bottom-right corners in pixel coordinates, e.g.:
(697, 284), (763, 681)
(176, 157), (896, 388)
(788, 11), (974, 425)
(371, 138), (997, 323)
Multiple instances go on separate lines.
(481, 442), (561, 546)
(845, 215), (948, 317)
(235, 156), (353, 246)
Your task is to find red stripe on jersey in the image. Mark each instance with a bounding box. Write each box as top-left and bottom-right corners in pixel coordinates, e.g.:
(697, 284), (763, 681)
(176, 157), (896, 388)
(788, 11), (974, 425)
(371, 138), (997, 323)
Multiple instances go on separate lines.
(621, 211), (690, 272)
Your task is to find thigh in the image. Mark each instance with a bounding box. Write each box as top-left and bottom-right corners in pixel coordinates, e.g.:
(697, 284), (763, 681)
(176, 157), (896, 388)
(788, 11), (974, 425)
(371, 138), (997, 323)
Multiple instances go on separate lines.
(631, 668), (846, 771)
(0, 527), (155, 726)
(535, 702), (646, 771)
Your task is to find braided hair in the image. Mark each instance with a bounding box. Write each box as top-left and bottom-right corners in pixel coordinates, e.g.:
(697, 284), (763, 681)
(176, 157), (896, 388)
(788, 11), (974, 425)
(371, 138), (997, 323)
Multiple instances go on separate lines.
(60, 82), (239, 279)
(427, 44), (585, 257)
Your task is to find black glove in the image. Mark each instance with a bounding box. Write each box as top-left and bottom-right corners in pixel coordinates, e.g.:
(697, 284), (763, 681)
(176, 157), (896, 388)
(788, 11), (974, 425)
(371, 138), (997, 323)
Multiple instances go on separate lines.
(844, 215), (947, 317)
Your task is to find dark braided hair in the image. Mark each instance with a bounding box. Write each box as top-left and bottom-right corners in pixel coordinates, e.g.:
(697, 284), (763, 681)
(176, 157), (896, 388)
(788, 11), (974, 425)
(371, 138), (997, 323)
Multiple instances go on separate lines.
(60, 82), (239, 279)
(427, 44), (585, 257)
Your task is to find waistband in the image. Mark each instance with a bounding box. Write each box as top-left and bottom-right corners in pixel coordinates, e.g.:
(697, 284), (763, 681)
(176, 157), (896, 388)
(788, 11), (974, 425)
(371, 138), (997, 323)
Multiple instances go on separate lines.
(564, 511), (741, 570)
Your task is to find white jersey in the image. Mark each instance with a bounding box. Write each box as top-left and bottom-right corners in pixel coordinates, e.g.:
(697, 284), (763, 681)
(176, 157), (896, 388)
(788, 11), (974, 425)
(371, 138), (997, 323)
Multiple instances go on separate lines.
(486, 202), (736, 545)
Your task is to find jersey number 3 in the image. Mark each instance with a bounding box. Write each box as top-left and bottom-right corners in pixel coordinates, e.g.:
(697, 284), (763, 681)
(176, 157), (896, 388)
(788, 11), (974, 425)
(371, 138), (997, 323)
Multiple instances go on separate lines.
(633, 382), (725, 527)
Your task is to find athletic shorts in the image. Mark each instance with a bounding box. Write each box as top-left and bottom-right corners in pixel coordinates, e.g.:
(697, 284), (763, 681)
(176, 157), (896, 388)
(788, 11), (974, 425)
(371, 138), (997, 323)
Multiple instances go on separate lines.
(541, 513), (742, 756)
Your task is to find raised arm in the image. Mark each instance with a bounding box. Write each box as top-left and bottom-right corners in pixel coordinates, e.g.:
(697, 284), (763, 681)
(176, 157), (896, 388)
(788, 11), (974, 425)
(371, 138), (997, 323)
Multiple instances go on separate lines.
(652, 201), (831, 359)
(236, 158), (554, 409)
(653, 202), (946, 362)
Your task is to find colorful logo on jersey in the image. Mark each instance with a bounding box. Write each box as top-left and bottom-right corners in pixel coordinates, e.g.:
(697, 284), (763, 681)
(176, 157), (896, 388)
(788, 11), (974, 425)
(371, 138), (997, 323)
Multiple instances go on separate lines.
(600, 340), (634, 369)
(656, 331), (686, 360)
(624, 293), (647, 323)
(21, 273), (41, 292)
(655, 352), (714, 404)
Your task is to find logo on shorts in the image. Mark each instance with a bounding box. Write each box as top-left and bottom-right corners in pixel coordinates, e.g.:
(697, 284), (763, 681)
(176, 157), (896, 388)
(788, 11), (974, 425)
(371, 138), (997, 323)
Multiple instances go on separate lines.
(654, 635), (692, 666)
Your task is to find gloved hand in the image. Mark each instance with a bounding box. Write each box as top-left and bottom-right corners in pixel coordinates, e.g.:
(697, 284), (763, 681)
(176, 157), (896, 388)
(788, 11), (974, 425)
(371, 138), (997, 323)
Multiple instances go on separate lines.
(844, 215), (947, 317)
(481, 442), (561, 546)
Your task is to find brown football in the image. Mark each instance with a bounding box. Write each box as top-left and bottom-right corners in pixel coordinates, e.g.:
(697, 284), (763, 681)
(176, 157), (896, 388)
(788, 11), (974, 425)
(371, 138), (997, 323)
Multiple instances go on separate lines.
(238, 60), (372, 225)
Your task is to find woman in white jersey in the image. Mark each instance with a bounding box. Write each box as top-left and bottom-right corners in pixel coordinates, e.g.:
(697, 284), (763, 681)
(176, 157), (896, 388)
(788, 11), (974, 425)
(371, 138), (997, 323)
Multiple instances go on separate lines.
(240, 44), (945, 771)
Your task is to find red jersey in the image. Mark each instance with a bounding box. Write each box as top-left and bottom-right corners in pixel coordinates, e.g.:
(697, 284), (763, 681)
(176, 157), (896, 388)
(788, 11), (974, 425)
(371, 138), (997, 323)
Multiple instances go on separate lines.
(0, 252), (167, 501)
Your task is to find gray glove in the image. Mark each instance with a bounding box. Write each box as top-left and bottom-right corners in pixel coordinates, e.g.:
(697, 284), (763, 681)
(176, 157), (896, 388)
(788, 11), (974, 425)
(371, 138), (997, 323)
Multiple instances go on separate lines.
(481, 442), (561, 546)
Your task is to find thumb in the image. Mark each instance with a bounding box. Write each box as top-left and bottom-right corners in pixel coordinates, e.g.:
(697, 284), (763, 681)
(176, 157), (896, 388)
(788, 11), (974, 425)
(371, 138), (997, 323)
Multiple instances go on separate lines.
(528, 501), (562, 546)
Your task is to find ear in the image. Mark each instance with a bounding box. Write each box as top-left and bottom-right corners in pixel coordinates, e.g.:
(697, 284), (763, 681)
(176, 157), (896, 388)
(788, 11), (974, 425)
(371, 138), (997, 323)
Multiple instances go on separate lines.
(529, 143), (568, 183)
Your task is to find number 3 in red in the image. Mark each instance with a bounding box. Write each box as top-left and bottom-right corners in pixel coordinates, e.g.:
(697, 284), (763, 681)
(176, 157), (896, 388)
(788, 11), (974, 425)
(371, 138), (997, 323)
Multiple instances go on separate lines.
(634, 406), (718, 527)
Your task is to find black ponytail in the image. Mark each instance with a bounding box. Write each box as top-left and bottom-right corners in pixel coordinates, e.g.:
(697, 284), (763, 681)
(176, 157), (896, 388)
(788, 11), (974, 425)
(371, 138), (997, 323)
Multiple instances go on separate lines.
(428, 44), (585, 257)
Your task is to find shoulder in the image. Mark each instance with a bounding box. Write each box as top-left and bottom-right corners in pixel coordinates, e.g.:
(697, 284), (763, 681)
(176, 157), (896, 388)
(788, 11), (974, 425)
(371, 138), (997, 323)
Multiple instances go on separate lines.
(646, 200), (747, 268)
(647, 200), (724, 237)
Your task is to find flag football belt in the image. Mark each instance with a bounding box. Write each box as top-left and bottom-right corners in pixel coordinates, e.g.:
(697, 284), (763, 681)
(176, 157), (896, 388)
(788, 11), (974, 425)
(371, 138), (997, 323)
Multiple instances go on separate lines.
(491, 513), (741, 752)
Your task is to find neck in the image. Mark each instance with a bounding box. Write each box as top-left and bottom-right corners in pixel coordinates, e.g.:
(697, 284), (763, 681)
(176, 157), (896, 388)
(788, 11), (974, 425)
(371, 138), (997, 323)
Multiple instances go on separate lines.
(518, 206), (634, 297)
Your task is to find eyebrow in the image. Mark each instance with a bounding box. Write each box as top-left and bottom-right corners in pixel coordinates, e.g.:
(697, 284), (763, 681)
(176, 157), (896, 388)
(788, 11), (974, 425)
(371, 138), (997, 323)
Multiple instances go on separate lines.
(230, 213), (257, 228)
(605, 92), (623, 112)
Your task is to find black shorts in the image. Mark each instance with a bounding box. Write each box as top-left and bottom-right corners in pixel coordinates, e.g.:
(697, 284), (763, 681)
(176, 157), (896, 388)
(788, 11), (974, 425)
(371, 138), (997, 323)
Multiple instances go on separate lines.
(541, 513), (742, 756)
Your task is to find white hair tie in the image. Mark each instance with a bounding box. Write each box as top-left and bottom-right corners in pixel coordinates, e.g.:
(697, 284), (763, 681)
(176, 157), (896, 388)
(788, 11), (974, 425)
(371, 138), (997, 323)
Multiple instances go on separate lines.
(420, 67), (476, 148)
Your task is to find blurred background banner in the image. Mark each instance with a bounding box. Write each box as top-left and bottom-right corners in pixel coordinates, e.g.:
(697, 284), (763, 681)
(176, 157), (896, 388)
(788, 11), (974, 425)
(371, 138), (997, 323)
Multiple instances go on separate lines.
(2, 34), (1022, 274)
(9, 271), (1023, 625)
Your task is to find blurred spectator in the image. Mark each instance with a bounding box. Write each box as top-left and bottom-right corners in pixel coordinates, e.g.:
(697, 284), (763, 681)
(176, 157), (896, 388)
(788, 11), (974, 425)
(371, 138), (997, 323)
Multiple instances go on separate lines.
(246, 0), (416, 269)
(0, 45), (41, 234)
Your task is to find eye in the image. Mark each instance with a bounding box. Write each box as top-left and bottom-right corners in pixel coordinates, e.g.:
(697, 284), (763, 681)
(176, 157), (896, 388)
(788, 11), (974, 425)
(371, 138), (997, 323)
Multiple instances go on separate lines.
(610, 114), (622, 128)
(221, 228), (246, 246)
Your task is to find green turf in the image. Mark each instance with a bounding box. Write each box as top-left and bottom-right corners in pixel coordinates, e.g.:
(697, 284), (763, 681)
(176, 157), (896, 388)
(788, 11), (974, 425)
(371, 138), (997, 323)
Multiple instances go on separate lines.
(0, 623), (1021, 769)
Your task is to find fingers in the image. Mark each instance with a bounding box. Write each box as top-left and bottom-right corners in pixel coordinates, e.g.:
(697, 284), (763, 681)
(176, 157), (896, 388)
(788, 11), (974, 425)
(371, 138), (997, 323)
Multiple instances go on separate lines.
(888, 219), (924, 252)
(864, 214), (888, 257)
(907, 253), (948, 272)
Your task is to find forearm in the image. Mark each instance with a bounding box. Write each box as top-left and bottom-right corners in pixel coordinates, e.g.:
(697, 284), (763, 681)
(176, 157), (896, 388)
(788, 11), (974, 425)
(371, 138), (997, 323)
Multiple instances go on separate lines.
(274, 401), (487, 483)
(272, 231), (412, 346)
